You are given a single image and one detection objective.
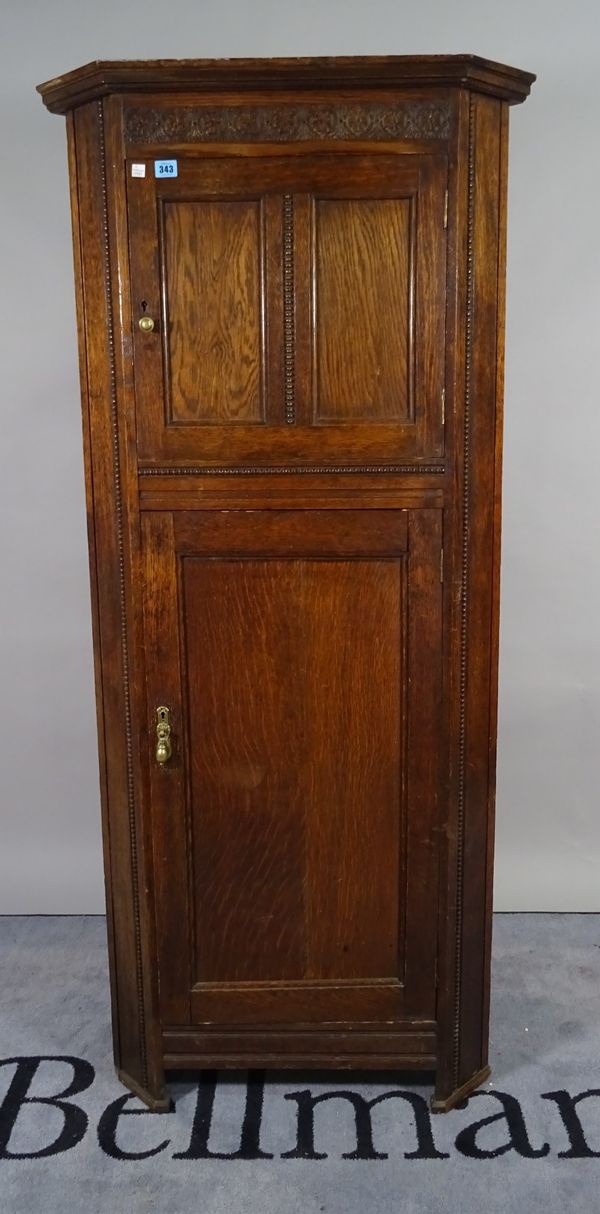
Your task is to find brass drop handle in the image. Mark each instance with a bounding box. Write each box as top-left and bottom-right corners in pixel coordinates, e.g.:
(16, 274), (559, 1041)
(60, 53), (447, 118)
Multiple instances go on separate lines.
(155, 706), (172, 766)
(139, 314), (155, 333)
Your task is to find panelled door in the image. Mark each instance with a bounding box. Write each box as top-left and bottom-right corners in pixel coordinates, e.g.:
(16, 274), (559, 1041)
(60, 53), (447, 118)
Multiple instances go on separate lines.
(127, 151), (447, 465)
(133, 147), (447, 1033)
(142, 508), (443, 1028)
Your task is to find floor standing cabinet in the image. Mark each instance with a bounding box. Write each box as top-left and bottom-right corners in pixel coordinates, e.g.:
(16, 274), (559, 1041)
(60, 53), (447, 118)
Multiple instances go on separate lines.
(37, 55), (534, 1112)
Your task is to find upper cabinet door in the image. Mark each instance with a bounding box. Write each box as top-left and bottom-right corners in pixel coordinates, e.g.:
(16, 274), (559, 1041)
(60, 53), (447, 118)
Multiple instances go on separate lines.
(127, 152), (447, 466)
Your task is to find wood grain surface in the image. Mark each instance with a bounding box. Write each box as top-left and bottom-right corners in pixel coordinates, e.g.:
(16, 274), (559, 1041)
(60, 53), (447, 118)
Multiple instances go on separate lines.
(163, 199), (264, 423)
(141, 508), (441, 1030)
(126, 152), (446, 464)
(41, 55), (533, 1112)
(185, 557), (402, 986)
(314, 198), (411, 421)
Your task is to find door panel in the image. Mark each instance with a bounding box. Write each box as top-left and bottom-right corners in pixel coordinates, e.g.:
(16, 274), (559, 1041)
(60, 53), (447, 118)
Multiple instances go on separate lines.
(162, 199), (265, 423)
(142, 509), (443, 1028)
(184, 557), (402, 988)
(313, 197), (412, 422)
(128, 153), (447, 465)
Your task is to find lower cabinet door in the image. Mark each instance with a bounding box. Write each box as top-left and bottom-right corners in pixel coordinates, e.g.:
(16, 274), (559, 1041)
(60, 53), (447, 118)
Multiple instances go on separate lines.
(141, 508), (443, 1032)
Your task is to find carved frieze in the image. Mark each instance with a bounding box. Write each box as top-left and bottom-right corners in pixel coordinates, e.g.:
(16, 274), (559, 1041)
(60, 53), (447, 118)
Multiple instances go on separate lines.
(125, 101), (451, 145)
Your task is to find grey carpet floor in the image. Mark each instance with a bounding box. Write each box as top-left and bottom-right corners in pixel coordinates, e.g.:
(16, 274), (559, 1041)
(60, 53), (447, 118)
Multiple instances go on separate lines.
(1, 914), (599, 1213)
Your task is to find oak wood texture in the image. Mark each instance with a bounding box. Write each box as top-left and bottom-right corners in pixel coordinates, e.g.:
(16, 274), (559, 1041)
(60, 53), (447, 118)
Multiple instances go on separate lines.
(163, 199), (264, 423)
(141, 509), (441, 1032)
(126, 152), (446, 465)
(38, 55), (534, 1112)
(37, 55), (535, 113)
(65, 100), (169, 1111)
(314, 197), (411, 421)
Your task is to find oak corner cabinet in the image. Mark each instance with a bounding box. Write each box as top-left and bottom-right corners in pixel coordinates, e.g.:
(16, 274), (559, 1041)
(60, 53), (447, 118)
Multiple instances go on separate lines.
(37, 54), (534, 1113)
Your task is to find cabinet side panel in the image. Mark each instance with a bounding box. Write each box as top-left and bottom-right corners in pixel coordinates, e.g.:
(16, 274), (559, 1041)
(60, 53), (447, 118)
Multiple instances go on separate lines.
(434, 91), (507, 1108)
(70, 101), (164, 1102)
(481, 99), (509, 1062)
(459, 93), (506, 1082)
(66, 112), (120, 1057)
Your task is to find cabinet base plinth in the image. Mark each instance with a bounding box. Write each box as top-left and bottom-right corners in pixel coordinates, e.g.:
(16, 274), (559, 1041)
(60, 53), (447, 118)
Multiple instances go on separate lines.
(116, 1067), (174, 1113)
(430, 1064), (491, 1113)
(116, 1054), (492, 1114)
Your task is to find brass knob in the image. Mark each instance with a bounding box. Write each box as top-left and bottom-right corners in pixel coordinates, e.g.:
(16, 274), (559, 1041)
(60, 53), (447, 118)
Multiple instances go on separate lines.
(156, 737), (171, 765)
(139, 315), (155, 333)
(155, 706), (172, 766)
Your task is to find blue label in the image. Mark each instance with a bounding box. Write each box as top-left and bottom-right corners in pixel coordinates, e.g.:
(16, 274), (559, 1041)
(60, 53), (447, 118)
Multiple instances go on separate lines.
(154, 159), (178, 178)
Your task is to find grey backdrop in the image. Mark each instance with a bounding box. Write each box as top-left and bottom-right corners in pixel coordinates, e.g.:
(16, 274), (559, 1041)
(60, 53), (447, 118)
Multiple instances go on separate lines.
(2, 0), (598, 912)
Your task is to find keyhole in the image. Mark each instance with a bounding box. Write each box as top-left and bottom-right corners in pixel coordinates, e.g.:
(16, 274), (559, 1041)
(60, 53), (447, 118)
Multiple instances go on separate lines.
(141, 300), (148, 313)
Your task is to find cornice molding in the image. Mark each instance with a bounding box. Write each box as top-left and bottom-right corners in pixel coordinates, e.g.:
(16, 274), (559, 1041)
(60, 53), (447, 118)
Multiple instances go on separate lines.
(38, 55), (535, 115)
